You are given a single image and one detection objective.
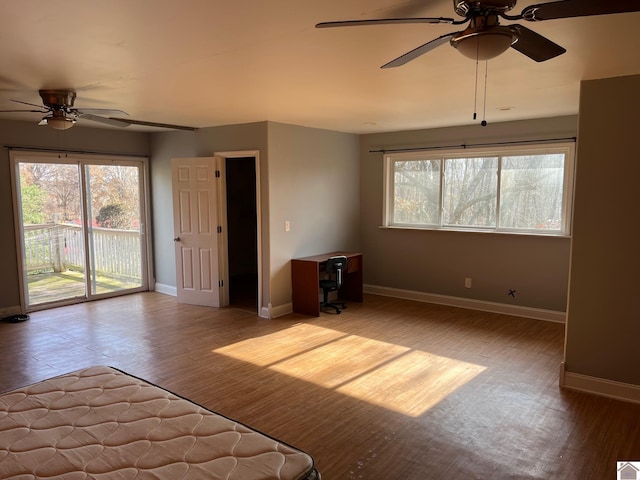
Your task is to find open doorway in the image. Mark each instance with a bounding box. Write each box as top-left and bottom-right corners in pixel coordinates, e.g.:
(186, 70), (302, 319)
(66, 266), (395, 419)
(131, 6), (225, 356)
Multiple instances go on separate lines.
(224, 156), (258, 313)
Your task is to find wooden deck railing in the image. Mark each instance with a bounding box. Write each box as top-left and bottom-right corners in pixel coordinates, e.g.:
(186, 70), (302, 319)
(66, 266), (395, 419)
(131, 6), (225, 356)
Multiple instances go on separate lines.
(24, 224), (142, 280)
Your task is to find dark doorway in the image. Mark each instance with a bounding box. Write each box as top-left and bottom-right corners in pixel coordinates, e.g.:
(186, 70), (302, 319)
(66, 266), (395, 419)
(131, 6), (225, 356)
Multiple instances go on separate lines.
(225, 157), (258, 312)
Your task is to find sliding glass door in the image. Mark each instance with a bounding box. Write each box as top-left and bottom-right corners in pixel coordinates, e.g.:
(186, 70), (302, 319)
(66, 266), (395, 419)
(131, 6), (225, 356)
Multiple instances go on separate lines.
(11, 152), (149, 310)
(85, 164), (145, 296)
(17, 161), (87, 306)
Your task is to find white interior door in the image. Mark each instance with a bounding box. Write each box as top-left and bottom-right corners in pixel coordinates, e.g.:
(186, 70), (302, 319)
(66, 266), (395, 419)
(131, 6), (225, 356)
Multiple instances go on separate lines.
(171, 157), (220, 307)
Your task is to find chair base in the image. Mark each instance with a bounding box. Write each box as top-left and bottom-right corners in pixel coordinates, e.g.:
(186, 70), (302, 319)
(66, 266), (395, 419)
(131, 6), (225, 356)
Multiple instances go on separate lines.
(320, 301), (347, 314)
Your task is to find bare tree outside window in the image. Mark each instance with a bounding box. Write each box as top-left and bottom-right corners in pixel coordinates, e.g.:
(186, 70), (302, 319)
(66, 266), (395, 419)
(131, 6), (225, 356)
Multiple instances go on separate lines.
(87, 165), (140, 229)
(499, 154), (564, 230)
(443, 157), (498, 227)
(393, 159), (440, 225)
(20, 163), (81, 223)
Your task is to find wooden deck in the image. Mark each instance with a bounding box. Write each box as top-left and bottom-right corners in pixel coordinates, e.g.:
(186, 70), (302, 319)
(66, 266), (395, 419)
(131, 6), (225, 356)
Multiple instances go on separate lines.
(1, 292), (639, 479)
(27, 271), (142, 306)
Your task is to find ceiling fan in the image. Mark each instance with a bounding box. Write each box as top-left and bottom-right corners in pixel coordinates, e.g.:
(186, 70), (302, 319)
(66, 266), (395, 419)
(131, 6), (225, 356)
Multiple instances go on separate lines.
(316, 0), (640, 68)
(0, 89), (197, 131)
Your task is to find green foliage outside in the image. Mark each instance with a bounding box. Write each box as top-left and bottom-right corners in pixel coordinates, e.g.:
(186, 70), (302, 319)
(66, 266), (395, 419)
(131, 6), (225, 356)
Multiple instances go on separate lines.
(20, 175), (45, 224)
(96, 203), (128, 229)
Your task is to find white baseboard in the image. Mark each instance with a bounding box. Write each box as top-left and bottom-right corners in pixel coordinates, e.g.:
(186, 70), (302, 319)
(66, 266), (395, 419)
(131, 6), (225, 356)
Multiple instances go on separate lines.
(364, 284), (566, 323)
(154, 283), (177, 296)
(559, 362), (640, 404)
(269, 287), (562, 323)
(268, 303), (292, 319)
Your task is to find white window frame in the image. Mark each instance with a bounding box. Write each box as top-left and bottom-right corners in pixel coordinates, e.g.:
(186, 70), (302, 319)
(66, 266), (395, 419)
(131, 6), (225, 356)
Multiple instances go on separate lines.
(383, 142), (575, 236)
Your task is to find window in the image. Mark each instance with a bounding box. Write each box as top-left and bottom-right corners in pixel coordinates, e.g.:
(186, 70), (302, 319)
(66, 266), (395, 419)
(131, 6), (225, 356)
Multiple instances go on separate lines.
(384, 142), (575, 235)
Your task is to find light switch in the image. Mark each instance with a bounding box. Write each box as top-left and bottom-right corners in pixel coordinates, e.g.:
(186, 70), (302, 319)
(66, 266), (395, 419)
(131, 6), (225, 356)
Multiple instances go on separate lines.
(285, 220), (291, 232)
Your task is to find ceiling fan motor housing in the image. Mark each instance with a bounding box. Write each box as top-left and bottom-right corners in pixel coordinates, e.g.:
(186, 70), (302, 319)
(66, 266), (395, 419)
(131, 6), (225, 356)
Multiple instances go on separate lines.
(37, 90), (79, 129)
(39, 89), (76, 109)
(453, 0), (518, 17)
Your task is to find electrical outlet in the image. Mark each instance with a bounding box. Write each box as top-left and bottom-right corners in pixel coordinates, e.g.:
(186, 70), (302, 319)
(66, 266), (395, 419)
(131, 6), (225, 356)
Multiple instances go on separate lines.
(284, 220), (291, 232)
(465, 277), (472, 288)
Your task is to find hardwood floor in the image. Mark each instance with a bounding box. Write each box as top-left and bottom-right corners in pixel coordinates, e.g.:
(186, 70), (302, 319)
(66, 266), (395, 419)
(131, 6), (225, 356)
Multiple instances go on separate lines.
(1, 292), (638, 479)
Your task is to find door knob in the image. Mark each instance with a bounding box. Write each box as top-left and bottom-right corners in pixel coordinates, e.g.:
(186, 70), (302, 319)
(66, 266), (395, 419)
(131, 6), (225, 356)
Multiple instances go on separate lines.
(173, 237), (180, 242)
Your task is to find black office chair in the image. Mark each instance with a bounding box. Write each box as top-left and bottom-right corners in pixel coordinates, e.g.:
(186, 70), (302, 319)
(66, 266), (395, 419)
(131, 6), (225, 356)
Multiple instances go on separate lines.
(319, 256), (348, 314)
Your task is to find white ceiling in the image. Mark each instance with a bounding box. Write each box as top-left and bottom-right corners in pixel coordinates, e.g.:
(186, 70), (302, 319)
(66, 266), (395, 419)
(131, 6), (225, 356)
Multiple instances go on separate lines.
(1, 0), (639, 134)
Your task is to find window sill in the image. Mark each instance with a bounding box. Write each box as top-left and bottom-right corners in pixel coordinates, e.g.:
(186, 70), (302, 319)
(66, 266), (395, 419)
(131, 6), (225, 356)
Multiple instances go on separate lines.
(378, 225), (571, 239)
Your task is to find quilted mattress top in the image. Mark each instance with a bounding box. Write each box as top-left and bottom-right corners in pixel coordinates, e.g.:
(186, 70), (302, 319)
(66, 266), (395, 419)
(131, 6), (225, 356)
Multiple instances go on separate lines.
(0, 365), (316, 480)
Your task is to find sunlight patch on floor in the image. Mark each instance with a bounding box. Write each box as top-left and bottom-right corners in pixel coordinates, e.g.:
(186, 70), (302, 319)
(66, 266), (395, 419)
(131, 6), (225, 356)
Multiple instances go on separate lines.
(270, 334), (410, 388)
(212, 323), (486, 417)
(213, 323), (346, 367)
(337, 350), (486, 416)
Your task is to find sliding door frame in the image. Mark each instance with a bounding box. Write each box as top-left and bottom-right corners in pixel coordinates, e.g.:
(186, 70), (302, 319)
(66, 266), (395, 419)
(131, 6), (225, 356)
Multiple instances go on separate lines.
(9, 150), (154, 312)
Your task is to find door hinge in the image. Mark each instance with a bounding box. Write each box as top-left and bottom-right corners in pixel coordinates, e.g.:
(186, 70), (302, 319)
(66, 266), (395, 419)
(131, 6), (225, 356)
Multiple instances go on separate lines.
(215, 170), (221, 178)
(217, 226), (222, 233)
(218, 280), (224, 287)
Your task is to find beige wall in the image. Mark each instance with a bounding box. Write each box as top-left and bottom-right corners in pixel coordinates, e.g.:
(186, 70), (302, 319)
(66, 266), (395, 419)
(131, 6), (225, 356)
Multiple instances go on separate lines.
(564, 74), (640, 385)
(148, 121), (359, 313)
(148, 129), (199, 290)
(267, 122), (360, 308)
(359, 116), (578, 312)
(0, 119), (150, 315)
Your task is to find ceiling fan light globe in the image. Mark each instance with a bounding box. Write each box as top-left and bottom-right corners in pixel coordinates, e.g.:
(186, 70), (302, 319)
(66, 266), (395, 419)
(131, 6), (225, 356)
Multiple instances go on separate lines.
(44, 115), (76, 130)
(452, 29), (517, 60)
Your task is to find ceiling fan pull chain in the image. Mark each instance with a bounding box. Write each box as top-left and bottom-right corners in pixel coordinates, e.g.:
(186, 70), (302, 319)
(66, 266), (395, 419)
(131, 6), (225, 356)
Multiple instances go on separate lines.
(473, 41), (480, 120)
(481, 60), (488, 127)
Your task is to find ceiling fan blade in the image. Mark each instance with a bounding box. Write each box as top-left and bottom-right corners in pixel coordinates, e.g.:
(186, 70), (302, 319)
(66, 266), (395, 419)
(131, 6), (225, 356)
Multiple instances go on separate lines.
(79, 113), (131, 128)
(11, 99), (49, 110)
(521, 0), (640, 21)
(381, 32), (457, 68)
(109, 117), (198, 131)
(75, 107), (129, 116)
(0, 109), (48, 113)
(510, 25), (566, 62)
(316, 17), (457, 28)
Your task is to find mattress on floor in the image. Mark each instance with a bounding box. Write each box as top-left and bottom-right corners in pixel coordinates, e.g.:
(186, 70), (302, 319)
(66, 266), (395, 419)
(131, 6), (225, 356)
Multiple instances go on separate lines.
(0, 365), (320, 480)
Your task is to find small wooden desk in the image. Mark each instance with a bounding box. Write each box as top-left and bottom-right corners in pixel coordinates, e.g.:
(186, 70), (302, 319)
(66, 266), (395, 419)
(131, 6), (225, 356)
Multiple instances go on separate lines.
(291, 251), (363, 316)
